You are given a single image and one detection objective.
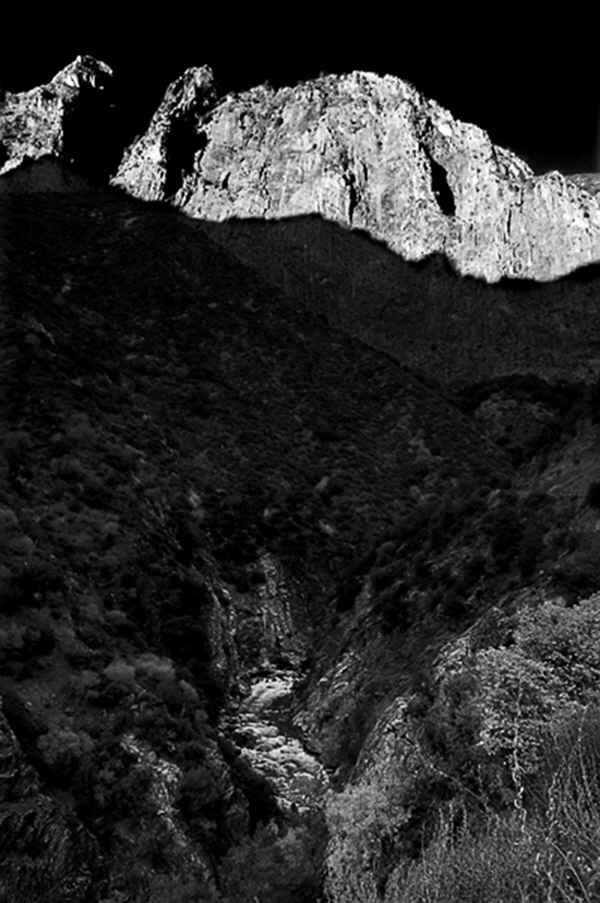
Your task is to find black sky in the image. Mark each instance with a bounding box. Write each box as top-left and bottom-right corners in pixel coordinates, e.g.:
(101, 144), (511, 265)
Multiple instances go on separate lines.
(2, 15), (598, 175)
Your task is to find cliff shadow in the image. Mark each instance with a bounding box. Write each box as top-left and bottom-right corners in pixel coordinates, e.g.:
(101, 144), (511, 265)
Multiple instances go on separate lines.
(4, 158), (600, 388)
(195, 212), (600, 386)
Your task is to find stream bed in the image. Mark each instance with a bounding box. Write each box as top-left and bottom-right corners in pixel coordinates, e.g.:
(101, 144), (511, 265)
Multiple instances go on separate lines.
(219, 553), (330, 813)
(223, 670), (330, 813)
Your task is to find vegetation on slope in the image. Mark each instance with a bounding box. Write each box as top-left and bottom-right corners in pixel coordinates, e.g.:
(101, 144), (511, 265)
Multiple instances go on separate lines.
(320, 376), (600, 902)
(325, 597), (600, 902)
(0, 185), (513, 901)
(4, 180), (600, 901)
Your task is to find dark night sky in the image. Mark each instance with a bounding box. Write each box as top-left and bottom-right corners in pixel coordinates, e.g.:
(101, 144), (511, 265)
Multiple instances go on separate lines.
(2, 14), (598, 175)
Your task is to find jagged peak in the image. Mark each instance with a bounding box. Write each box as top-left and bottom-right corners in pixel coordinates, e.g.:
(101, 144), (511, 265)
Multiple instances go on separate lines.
(161, 64), (217, 109)
(0, 55), (118, 181)
(48, 55), (114, 92)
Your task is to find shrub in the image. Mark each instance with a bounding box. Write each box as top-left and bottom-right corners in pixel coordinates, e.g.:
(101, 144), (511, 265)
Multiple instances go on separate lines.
(0, 560), (61, 610)
(73, 747), (153, 830)
(489, 509), (523, 567)
(381, 708), (600, 903)
(2, 431), (31, 474)
(37, 726), (95, 782)
(439, 590), (469, 620)
(532, 707), (600, 900)
(104, 659), (136, 686)
(378, 581), (410, 632)
(133, 652), (176, 682)
(384, 812), (546, 903)
(554, 551), (600, 596)
(325, 770), (437, 903)
(146, 873), (218, 903)
(325, 779), (394, 901)
(515, 598), (600, 694)
(220, 816), (326, 903)
(177, 764), (223, 826)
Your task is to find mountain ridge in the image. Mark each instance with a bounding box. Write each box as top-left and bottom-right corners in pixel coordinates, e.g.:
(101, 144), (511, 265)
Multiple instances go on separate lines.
(104, 60), (600, 386)
(113, 64), (600, 283)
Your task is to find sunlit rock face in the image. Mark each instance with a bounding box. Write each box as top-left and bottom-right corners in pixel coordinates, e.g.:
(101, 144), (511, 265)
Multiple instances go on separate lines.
(0, 56), (117, 180)
(567, 173), (600, 197)
(111, 65), (217, 202)
(114, 68), (600, 282)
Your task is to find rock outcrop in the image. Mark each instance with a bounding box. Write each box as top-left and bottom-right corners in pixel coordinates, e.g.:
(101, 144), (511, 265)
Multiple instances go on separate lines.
(113, 67), (600, 283)
(0, 56), (117, 181)
(111, 65), (217, 201)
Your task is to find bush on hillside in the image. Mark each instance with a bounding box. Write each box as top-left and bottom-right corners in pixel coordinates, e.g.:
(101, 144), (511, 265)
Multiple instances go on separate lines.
(382, 706), (600, 903)
(220, 815), (326, 903)
(325, 764), (456, 903)
(384, 812), (545, 903)
(37, 726), (95, 783)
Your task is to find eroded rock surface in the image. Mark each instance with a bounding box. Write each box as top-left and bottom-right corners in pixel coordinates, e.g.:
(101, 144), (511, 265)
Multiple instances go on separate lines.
(114, 67), (600, 282)
(567, 173), (600, 197)
(6, 62), (600, 384)
(0, 55), (117, 181)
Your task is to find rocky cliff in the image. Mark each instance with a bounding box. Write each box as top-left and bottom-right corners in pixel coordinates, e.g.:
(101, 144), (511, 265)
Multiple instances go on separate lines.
(0, 56), (118, 182)
(113, 67), (600, 283)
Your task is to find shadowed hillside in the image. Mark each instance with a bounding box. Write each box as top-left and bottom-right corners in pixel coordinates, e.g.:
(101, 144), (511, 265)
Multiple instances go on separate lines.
(4, 56), (600, 900)
(201, 215), (600, 386)
(0, 181), (517, 901)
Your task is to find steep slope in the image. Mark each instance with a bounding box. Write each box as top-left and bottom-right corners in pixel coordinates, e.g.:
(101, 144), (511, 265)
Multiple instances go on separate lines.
(113, 66), (600, 283)
(0, 174), (508, 901)
(302, 372), (600, 902)
(199, 216), (600, 385)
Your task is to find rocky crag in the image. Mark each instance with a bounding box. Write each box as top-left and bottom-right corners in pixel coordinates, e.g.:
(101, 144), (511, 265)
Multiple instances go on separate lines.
(0, 56), (120, 182)
(113, 65), (600, 284)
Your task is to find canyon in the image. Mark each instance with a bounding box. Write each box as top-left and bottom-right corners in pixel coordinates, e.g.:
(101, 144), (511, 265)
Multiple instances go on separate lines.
(1, 58), (600, 903)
